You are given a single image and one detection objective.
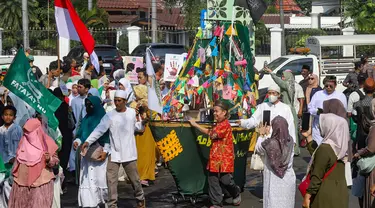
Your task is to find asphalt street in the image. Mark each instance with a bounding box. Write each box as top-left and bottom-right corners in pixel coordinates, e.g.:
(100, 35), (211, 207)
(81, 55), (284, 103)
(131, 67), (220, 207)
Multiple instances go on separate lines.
(61, 148), (360, 208)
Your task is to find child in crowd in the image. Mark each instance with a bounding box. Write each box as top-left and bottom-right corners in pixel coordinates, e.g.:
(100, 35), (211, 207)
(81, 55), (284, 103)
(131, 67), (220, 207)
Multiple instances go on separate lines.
(0, 105), (23, 171)
(189, 100), (241, 208)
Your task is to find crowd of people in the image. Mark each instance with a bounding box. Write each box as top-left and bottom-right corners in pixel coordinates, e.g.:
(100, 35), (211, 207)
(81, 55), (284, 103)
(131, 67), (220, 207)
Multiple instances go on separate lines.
(0, 50), (169, 208)
(1, 47), (375, 208)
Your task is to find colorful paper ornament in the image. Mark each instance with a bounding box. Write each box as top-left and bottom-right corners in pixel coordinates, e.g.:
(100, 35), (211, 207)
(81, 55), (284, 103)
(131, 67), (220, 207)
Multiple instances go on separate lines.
(197, 47), (206, 63)
(194, 58), (201, 67)
(238, 90), (243, 97)
(178, 87), (185, 94)
(197, 86), (204, 95)
(187, 78), (195, 85)
(187, 67), (195, 77)
(214, 26), (222, 36)
(225, 26), (237, 36)
(206, 47), (212, 57)
(163, 106), (171, 113)
(219, 25), (224, 41)
(209, 37), (217, 47)
(196, 27), (203, 38)
(216, 76), (223, 83)
(192, 75), (199, 87)
(234, 83), (240, 91)
(171, 99), (179, 106)
(233, 74), (239, 80)
(202, 81), (209, 88)
(223, 85), (232, 100)
(211, 46), (218, 57)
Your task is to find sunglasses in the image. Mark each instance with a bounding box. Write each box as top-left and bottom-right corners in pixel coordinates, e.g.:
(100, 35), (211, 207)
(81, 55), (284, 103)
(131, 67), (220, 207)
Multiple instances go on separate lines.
(324, 84), (334, 89)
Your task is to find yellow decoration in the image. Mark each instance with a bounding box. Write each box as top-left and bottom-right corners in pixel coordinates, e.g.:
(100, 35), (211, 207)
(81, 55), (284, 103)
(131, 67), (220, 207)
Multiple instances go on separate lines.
(224, 60), (231, 71)
(156, 130), (183, 162)
(196, 28), (203, 38)
(225, 26), (237, 36)
(248, 131), (258, 152)
(194, 58), (201, 68)
(216, 76), (223, 84)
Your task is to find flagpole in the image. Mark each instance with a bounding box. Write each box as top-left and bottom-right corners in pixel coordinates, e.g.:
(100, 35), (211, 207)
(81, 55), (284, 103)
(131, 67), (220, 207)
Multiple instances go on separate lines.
(57, 37), (61, 70)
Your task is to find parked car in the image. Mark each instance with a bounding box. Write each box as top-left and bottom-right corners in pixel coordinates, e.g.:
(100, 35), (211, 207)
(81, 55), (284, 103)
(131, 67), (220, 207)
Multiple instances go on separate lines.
(66, 44), (124, 76)
(131, 43), (186, 63)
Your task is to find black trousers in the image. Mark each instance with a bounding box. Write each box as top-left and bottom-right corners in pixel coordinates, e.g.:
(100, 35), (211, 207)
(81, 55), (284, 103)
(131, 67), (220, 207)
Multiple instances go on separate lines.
(208, 172), (239, 206)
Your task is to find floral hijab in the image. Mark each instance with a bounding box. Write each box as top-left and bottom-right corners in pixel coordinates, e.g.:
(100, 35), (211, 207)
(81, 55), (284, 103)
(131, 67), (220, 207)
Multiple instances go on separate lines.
(261, 116), (294, 178)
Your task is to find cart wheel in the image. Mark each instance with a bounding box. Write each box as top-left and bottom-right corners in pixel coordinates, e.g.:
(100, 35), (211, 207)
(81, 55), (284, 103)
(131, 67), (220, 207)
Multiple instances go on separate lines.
(190, 197), (196, 205)
(172, 195), (179, 204)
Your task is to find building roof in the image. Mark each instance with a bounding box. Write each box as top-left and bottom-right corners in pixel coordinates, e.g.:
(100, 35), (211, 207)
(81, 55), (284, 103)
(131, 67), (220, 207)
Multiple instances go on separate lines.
(275, 0), (302, 13)
(108, 15), (139, 24)
(261, 14), (291, 25)
(157, 8), (184, 27)
(97, 0), (164, 10)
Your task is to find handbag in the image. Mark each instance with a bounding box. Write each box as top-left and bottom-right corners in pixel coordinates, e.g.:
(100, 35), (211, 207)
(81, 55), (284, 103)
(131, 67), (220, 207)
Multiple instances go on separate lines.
(82, 142), (104, 162)
(250, 149), (264, 171)
(298, 161), (337, 197)
(357, 155), (375, 174)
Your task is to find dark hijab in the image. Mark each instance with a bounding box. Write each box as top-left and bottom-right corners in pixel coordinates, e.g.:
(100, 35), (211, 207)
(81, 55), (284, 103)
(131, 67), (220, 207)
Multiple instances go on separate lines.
(323, 99), (348, 121)
(261, 116), (294, 178)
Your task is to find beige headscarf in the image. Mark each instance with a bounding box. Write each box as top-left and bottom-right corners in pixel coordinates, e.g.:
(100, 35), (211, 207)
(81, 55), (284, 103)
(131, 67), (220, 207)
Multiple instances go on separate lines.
(319, 113), (349, 161)
(305, 74), (319, 105)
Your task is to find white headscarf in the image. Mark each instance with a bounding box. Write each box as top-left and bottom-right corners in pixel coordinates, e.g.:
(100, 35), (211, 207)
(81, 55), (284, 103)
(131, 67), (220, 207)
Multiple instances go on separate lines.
(119, 78), (135, 102)
(319, 113), (349, 161)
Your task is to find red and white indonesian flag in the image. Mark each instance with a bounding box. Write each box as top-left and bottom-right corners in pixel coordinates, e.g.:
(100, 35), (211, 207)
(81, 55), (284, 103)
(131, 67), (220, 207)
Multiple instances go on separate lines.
(55, 0), (99, 73)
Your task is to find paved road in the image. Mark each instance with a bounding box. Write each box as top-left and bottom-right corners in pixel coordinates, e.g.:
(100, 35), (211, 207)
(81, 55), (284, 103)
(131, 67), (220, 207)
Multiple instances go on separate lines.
(61, 149), (360, 208)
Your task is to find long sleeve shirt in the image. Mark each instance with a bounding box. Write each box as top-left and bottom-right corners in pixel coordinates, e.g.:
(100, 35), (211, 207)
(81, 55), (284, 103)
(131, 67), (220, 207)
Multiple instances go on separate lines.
(239, 102), (296, 144)
(308, 90), (347, 144)
(0, 124), (23, 164)
(85, 108), (144, 163)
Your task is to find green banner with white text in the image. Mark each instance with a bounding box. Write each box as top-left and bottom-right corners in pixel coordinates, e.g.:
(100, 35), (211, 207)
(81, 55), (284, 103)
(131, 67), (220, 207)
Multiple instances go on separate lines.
(150, 122), (253, 195)
(3, 49), (62, 129)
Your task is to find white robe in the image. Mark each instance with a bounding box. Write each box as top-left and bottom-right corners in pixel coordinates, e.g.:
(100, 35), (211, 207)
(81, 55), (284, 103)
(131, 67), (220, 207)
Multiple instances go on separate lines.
(256, 135), (296, 208)
(86, 108), (144, 163)
(308, 90), (347, 145)
(240, 101), (296, 144)
(74, 139), (109, 207)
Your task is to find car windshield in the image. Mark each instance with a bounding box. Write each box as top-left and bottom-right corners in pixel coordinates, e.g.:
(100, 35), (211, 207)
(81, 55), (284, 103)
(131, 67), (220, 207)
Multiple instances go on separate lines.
(95, 48), (117, 58)
(151, 46), (185, 57)
(266, 57), (288, 71)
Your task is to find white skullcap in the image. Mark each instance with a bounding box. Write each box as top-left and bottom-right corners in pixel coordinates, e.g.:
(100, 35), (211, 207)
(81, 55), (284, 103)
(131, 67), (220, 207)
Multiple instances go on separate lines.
(83, 52), (89, 58)
(66, 82), (73, 90)
(73, 80), (78, 85)
(268, 84), (280, 93)
(114, 90), (128, 100)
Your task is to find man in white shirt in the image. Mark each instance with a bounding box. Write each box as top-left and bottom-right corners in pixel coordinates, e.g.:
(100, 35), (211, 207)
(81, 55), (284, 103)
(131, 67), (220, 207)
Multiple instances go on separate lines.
(39, 60), (64, 89)
(81, 90), (146, 208)
(347, 74), (366, 117)
(308, 76), (347, 145)
(237, 84), (296, 146)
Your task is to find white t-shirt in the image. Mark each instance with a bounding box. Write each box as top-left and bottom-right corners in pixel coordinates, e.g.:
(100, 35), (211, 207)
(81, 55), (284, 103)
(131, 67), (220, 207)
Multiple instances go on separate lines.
(294, 83), (305, 113)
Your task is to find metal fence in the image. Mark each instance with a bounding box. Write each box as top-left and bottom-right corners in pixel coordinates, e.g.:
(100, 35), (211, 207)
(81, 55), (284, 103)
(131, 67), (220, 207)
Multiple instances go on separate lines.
(1, 28), (196, 56)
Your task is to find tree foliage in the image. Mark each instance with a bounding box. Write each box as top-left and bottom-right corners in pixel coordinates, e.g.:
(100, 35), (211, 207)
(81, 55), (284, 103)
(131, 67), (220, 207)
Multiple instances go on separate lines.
(345, 0), (375, 31)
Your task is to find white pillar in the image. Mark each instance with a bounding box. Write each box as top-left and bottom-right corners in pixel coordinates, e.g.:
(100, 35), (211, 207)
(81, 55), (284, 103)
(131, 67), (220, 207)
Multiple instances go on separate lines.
(127, 26), (141, 54)
(310, 13), (321, 29)
(116, 30), (123, 45)
(165, 32), (169, 43)
(342, 27), (355, 57)
(270, 27), (282, 61)
(0, 28), (3, 56)
(59, 36), (70, 57)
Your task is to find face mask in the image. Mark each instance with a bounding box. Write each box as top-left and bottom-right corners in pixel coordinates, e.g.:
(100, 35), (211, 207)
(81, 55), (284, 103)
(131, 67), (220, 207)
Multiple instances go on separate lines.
(268, 95), (278, 103)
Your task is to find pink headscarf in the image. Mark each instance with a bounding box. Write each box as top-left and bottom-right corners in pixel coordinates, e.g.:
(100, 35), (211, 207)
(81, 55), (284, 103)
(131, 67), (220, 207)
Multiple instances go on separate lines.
(14, 118), (58, 186)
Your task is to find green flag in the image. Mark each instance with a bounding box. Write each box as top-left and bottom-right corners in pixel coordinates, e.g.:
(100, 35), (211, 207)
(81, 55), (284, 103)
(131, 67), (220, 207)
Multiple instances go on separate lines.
(3, 49), (62, 129)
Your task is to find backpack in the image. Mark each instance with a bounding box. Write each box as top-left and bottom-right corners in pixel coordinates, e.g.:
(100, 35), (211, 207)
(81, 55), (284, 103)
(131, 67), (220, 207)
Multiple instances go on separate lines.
(355, 91), (374, 134)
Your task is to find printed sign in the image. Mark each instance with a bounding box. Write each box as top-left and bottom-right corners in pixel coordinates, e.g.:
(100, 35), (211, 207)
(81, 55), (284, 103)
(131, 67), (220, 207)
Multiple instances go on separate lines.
(124, 56), (144, 84)
(164, 54), (184, 82)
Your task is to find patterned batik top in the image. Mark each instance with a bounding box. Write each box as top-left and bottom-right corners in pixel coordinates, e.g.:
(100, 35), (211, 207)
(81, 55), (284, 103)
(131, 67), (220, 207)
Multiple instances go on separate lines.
(208, 119), (235, 173)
